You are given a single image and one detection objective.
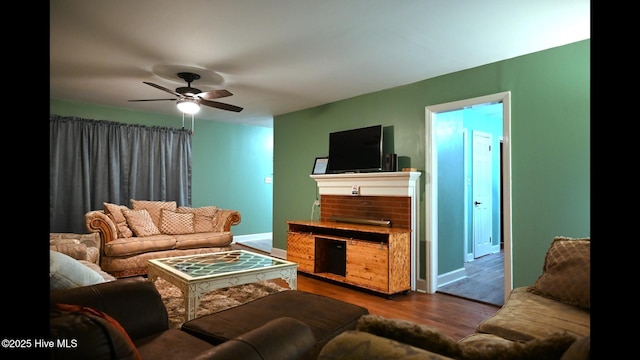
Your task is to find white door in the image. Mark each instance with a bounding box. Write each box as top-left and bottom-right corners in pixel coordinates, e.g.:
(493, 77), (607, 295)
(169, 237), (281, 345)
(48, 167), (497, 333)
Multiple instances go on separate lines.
(472, 131), (492, 258)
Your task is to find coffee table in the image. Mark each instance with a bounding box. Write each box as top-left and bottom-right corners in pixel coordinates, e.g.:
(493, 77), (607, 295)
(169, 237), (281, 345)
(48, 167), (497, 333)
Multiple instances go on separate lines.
(147, 250), (298, 321)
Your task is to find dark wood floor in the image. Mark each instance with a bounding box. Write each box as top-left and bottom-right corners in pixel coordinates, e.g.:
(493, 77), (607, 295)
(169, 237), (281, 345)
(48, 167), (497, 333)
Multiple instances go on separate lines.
(233, 242), (501, 340)
(437, 251), (505, 306)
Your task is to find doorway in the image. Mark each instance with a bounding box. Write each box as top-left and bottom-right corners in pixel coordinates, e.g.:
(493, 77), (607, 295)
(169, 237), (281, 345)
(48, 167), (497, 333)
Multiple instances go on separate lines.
(423, 92), (512, 305)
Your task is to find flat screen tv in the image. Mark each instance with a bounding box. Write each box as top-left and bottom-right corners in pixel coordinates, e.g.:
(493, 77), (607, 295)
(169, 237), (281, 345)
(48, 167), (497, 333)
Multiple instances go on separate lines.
(326, 125), (383, 173)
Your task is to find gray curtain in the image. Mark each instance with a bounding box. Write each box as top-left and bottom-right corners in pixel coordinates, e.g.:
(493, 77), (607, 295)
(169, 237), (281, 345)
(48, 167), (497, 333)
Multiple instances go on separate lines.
(50, 115), (192, 233)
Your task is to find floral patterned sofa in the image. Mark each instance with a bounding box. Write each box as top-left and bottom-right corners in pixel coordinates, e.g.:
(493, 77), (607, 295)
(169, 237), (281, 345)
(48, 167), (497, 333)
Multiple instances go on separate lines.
(84, 200), (241, 278)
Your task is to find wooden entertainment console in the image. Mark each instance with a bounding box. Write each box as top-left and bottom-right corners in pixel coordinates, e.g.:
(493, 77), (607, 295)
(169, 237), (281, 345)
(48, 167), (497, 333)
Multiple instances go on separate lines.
(286, 220), (411, 296)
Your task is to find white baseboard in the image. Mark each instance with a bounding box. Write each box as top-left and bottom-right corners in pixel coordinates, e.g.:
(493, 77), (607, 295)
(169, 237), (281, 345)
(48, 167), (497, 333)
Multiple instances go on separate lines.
(233, 232), (272, 243)
(233, 232), (287, 260)
(437, 267), (466, 287)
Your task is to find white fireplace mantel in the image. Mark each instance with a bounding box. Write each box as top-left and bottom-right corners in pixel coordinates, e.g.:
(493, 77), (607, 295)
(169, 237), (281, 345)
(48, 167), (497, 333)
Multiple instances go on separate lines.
(310, 171), (421, 290)
(310, 171), (421, 196)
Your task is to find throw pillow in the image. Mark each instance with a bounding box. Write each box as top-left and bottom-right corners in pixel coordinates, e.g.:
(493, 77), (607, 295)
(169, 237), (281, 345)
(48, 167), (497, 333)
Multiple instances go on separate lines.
(122, 209), (161, 237)
(460, 332), (577, 360)
(176, 206), (219, 232)
(160, 209), (195, 235)
(130, 199), (177, 228)
(103, 202), (134, 238)
(50, 250), (106, 291)
(51, 303), (141, 360)
(529, 236), (590, 309)
(356, 314), (463, 358)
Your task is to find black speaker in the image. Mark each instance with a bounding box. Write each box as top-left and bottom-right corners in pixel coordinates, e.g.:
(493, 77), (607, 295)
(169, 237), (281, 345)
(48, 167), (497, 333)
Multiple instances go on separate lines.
(384, 153), (397, 172)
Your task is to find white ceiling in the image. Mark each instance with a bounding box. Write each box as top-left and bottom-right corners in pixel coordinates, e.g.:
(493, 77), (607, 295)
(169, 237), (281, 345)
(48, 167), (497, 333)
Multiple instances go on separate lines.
(50, 0), (590, 128)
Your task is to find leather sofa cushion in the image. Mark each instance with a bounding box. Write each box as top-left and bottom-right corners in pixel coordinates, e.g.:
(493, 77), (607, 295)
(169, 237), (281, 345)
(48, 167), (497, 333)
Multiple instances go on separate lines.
(194, 317), (316, 360)
(50, 277), (170, 341)
(134, 329), (215, 359)
(50, 304), (141, 360)
(182, 290), (369, 358)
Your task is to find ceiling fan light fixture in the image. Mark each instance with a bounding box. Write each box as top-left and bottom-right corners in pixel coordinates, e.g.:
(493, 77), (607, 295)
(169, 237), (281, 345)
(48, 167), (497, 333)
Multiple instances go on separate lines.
(177, 98), (200, 114)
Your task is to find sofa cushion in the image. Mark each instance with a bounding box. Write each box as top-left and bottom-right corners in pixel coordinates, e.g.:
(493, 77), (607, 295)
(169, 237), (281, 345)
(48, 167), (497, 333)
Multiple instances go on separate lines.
(176, 206), (219, 232)
(323, 329), (576, 360)
(476, 287), (590, 341)
(529, 236), (590, 310)
(318, 330), (456, 360)
(123, 209), (162, 237)
(130, 199), (177, 228)
(174, 231), (233, 249)
(104, 202), (134, 238)
(182, 290), (369, 358)
(160, 209), (195, 235)
(355, 315), (577, 360)
(134, 328), (216, 360)
(356, 314), (462, 358)
(50, 250), (107, 291)
(103, 235), (176, 257)
(459, 332), (577, 360)
(50, 303), (141, 360)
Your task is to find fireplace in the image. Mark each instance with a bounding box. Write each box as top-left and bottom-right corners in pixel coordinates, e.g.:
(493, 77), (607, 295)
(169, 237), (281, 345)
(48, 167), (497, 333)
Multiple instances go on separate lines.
(310, 171), (421, 289)
(320, 195), (411, 228)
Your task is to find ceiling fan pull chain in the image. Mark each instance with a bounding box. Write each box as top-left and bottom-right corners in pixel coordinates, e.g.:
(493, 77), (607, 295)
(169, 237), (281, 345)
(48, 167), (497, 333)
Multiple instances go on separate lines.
(182, 112), (185, 129)
(191, 113), (195, 133)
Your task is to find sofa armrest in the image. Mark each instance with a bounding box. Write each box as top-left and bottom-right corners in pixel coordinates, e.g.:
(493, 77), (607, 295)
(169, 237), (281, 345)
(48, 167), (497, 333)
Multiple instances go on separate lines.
(85, 210), (119, 244)
(193, 317), (315, 360)
(50, 232), (101, 264)
(216, 209), (241, 232)
(49, 277), (169, 341)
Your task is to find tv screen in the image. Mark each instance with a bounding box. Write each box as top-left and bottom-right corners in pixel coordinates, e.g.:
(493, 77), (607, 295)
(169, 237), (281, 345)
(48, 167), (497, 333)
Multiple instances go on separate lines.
(326, 125), (383, 173)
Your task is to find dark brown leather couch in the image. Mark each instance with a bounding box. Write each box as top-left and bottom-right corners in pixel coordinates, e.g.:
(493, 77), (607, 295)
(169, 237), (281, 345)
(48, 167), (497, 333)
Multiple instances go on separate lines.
(49, 277), (315, 360)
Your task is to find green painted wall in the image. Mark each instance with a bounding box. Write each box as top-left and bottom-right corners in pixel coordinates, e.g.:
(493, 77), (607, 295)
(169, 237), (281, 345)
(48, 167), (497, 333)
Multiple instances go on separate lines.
(436, 116), (465, 274)
(49, 99), (273, 236)
(274, 40), (590, 288)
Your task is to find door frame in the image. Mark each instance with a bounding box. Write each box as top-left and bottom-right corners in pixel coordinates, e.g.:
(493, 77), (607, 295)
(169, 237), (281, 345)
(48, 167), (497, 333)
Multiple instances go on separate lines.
(423, 91), (512, 303)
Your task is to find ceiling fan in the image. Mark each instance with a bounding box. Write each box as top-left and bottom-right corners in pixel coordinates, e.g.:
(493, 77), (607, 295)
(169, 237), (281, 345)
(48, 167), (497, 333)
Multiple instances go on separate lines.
(129, 72), (243, 113)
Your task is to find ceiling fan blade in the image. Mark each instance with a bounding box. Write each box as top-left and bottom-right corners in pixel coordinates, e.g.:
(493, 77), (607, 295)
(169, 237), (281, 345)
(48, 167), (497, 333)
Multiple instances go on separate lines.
(128, 98), (177, 102)
(200, 98), (243, 112)
(196, 89), (233, 100)
(143, 81), (181, 97)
